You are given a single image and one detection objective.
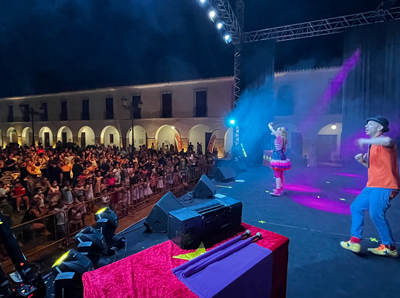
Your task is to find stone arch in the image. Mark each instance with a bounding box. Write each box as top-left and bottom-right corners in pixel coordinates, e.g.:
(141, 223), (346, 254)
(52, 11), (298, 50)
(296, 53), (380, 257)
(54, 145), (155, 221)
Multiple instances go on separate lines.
(78, 126), (95, 148)
(100, 125), (121, 147)
(21, 127), (33, 146)
(155, 125), (177, 150)
(224, 127), (233, 155)
(126, 125), (147, 148)
(7, 127), (18, 144)
(57, 126), (73, 144)
(316, 123), (342, 163)
(38, 126), (53, 147)
(188, 124), (213, 150)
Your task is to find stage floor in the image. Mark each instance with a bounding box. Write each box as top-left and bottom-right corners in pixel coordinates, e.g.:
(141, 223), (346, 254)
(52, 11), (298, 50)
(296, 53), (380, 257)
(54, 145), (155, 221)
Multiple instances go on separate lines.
(117, 164), (400, 298)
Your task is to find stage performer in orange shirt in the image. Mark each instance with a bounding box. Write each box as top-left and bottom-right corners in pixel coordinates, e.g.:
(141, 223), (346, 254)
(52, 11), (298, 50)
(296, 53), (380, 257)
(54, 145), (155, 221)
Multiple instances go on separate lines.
(341, 116), (399, 257)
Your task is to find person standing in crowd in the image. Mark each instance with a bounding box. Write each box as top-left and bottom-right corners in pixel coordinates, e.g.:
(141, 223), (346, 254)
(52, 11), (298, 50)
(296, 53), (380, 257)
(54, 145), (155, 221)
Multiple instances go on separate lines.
(268, 122), (291, 196)
(197, 142), (202, 155)
(341, 116), (399, 257)
(72, 158), (83, 186)
(60, 159), (72, 183)
(4, 154), (17, 172)
(47, 160), (63, 184)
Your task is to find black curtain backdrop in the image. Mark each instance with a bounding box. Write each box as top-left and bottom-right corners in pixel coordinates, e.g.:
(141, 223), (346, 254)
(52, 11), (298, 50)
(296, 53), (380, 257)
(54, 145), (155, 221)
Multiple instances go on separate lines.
(239, 40), (276, 163)
(342, 20), (400, 160)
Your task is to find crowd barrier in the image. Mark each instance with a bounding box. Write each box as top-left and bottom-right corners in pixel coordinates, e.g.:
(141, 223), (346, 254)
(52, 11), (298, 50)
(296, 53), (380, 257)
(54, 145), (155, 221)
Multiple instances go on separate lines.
(1, 165), (212, 273)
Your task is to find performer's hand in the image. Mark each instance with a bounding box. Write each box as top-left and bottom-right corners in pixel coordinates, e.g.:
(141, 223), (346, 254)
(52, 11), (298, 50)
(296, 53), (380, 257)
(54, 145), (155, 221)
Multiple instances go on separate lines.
(269, 122), (273, 126)
(354, 153), (364, 163)
(355, 138), (368, 149)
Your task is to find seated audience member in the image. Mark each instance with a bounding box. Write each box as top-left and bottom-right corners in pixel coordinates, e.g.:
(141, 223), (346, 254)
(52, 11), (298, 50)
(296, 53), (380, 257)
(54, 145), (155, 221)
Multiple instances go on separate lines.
(12, 182), (30, 212)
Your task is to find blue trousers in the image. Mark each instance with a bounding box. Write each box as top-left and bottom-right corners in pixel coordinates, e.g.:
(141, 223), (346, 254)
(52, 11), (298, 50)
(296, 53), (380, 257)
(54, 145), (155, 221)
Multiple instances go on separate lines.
(350, 187), (395, 245)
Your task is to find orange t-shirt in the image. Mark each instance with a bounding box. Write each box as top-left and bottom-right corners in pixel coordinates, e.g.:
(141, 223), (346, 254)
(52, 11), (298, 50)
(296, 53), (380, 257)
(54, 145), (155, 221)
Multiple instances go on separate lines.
(367, 143), (400, 189)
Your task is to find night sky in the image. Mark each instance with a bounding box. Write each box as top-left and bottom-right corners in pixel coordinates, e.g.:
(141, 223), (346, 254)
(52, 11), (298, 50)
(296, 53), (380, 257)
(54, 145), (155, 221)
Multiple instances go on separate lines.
(0, 0), (382, 97)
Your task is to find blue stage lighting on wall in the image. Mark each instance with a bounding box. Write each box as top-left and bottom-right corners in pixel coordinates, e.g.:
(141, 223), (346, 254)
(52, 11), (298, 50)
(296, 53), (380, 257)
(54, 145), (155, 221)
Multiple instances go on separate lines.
(229, 119), (236, 125)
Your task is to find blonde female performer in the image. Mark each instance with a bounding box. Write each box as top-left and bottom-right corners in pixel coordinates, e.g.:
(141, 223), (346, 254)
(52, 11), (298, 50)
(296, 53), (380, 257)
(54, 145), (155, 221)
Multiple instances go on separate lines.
(268, 122), (291, 196)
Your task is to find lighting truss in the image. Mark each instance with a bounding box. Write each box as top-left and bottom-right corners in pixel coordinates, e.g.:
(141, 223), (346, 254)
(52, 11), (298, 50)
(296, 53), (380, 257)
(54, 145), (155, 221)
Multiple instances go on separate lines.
(232, 0), (244, 150)
(211, 0), (242, 43)
(243, 6), (400, 43)
(194, 2), (400, 156)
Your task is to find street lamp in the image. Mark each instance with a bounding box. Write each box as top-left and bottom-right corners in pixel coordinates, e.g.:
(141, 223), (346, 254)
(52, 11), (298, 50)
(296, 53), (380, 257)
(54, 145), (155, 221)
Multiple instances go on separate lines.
(121, 96), (143, 159)
(19, 104), (42, 147)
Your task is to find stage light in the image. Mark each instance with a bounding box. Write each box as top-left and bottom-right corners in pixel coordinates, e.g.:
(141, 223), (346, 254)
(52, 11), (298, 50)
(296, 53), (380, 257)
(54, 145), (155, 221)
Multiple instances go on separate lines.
(95, 207), (125, 252)
(331, 124), (337, 130)
(209, 10), (216, 20)
(52, 250), (94, 297)
(216, 22), (223, 30)
(224, 34), (232, 43)
(95, 207), (119, 244)
(229, 119), (235, 125)
(52, 249), (94, 275)
(53, 251), (70, 268)
(241, 143), (247, 158)
(74, 226), (106, 266)
(96, 207), (107, 214)
(199, 0), (206, 3)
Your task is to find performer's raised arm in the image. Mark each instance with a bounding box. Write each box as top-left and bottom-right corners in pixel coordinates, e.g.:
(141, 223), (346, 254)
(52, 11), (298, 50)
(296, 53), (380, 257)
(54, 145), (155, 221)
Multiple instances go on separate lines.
(268, 122), (278, 137)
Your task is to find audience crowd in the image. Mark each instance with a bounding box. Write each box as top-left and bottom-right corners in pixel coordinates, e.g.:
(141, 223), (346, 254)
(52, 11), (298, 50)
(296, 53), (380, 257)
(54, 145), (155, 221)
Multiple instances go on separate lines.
(0, 141), (216, 260)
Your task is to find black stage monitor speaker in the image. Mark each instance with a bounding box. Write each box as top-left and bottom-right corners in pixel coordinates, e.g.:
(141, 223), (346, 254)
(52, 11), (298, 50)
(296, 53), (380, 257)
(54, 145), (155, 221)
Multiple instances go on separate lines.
(215, 166), (237, 182)
(232, 160), (248, 173)
(193, 174), (215, 198)
(144, 192), (184, 233)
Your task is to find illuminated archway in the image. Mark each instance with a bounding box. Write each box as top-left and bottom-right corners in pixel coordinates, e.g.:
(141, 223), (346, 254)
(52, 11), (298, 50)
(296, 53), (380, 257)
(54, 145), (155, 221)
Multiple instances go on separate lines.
(38, 126), (53, 147)
(21, 127), (33, 146)
(78, 126), (95, 148)
(57, 126), (73, 143)
(188, 124), (212, 150)
(100, 126), (120, 147)
(155, 125), (179, 150)
(224, 127), (233, 155)
(316, 123), (342, 163)
(0, 129), (3, 148)
(126, 125), (147, 148)
(7, 127), (18, 144)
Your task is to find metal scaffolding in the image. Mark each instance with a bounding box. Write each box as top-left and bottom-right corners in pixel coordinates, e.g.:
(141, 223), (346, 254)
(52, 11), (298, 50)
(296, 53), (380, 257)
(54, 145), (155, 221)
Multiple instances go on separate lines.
(243, 6), (400, 43)
(233, 0), (244, 151)
(194, 1), (400, 157)
(212, 0), (242, 41)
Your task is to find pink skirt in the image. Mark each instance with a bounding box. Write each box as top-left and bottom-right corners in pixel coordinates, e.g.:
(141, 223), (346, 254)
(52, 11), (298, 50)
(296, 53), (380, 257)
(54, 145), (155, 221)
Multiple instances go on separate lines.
(270, 159), (291, 171)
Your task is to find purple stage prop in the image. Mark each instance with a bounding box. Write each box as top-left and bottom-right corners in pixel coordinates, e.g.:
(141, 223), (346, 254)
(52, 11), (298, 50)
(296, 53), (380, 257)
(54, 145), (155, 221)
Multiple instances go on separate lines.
(172, 236), (273, 298)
